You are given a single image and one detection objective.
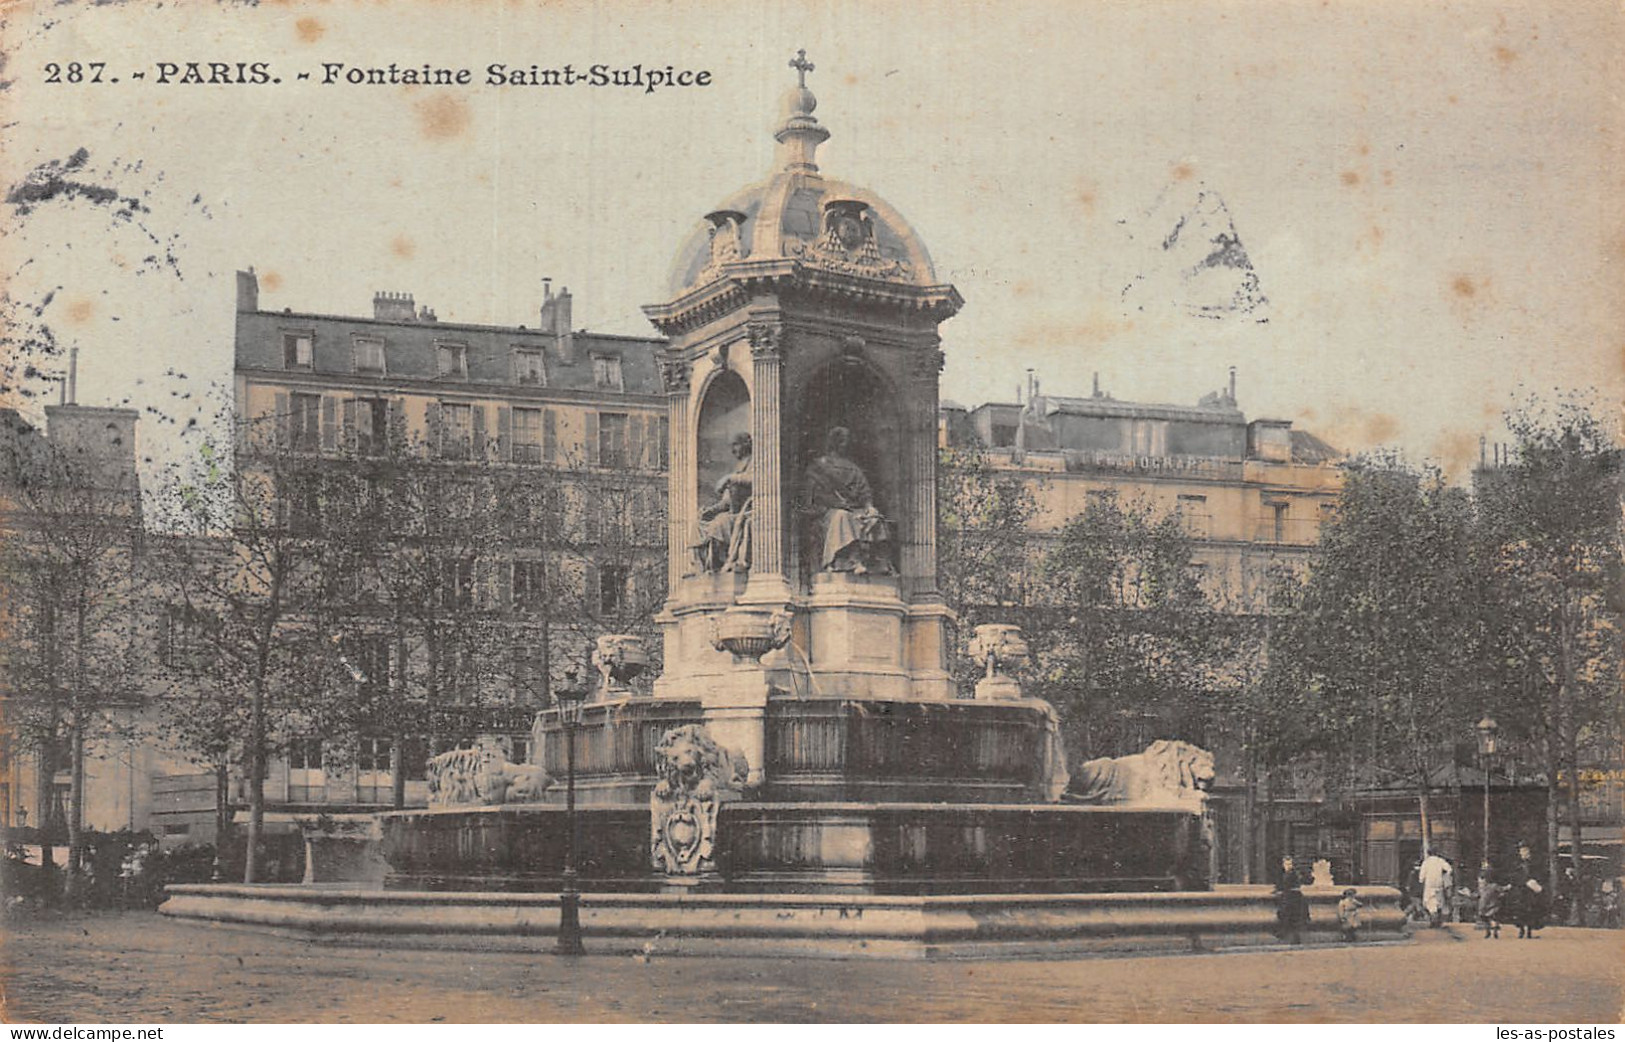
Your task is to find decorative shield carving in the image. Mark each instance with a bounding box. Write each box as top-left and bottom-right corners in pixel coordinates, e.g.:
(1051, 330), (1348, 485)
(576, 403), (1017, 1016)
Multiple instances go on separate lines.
(650, 724), (749, 875)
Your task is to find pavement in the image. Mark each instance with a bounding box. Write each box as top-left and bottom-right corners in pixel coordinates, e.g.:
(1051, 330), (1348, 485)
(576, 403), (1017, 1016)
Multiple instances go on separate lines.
(0, 911), (1621, 1023)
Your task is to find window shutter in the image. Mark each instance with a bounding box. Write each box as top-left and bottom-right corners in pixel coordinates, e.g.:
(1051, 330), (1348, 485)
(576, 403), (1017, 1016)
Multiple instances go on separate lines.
(274, 391), (290, 450)
(497, 406), (512, 461)
(543, 409), (557, 464)
(341, 398), (357, 454)
(472, 405), (488, 459)
(585, 411), (599, 466)
(321, 396), (338, 452)
(425, 401), (443, 458)
(628, 414), (646, 471)
(387, 398), (406, 452)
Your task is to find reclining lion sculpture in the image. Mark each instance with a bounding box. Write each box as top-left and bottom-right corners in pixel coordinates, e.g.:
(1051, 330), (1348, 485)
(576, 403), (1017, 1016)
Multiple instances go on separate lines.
(427, 738), (554, 807)
(1069, 739), (1214, 811)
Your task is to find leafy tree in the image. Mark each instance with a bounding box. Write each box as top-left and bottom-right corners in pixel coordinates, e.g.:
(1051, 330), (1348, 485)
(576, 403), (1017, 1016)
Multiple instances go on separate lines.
(1037, 491), (1222, 758)
(1268, 454), (1491, 856)
(0, 425), (147, 901)
(937, 444), (1042, 690)
(1476, 396), (1622, 912)
(151, 428), (355, 882)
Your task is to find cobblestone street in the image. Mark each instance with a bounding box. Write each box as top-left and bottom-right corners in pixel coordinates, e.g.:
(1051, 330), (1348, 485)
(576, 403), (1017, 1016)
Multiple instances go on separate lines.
(1, 912), (1620, 1023)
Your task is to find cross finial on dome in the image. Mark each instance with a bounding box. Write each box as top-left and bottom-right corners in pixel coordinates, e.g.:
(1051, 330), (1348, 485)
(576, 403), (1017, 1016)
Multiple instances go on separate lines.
(789, 49), (815, 89)
(774, 47), (829, 172)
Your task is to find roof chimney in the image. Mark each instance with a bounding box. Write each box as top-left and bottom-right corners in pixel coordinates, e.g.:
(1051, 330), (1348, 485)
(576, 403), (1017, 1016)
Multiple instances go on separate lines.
(372, 291), (418, 322)
(236, 267), (259, 313)
(68, 347), (78, 406)
(543, 285), (576, 363)
(1228, 365), (1237, 404)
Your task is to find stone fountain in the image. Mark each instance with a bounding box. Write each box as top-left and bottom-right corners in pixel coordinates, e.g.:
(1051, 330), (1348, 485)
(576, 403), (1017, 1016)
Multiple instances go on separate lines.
(162, 55), (1405, 955)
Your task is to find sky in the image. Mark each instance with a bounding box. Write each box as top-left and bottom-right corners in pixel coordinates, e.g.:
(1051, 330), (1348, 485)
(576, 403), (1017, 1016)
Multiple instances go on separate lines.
(3, 0), (1620, 480)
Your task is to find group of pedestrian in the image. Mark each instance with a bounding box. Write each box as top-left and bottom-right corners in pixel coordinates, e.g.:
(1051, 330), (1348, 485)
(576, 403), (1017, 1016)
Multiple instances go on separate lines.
(1404, 842), (1552, 939)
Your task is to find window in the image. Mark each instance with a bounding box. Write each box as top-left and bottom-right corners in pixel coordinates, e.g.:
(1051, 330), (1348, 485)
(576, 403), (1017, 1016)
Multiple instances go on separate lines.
(513, 560), (548, 612)
(598, 564), (629, 616)
(400, 737), (430, 782)
(283, 332), (314, 368)
(348, 637), (390, 702)
(598, 412), (629, 468)
(991, 423), (1018, 448)
(354, 397), (389, 456)
(439, 558), (474, 610)
(287, 737), (324, 771)
(287, 736), (325, 802)
(356, 737), (392, 803)
(599, 487), (634, 544)
(1177, 494), (1210, 539)
(437, 342), (468, 378)
(592, 355), (624, 390)
(514, 349), (546, 386)
(1268, 500), (1289, 542)
(289, 392), (321, 452)
(160, 606), (208, 670)
(357, 737), (393, 774)
(441, 402), (473, 459)
(513, 407), (544, 464)
(354, 336), (386, 374)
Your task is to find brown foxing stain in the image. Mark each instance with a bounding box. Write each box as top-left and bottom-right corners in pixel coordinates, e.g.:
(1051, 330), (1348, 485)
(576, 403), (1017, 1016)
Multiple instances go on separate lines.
(1437, 429), (1481, 479)
(65, 298), (93, 324)
(391, 235), (416, 260)
(1011, 281), (1036, 298)
(1447, 94), (1460, 105)
(1494, 45), (1518, 66)
(1074, 179), (1097, 216)
(1451, 275), (1479, 298)
(1381, 169), (1394, 187)
(1358, 224), (1385, 250)
(414, 95), (471, 141)
(843, 73), (859, 87)
(387, 176), (404, 189)
(1172, 162), (1195, 181)
(261, 271), (284, 292)
(295, 17), (325, 44)
(1341, 171), (1361, 186)
(1357, 143), (1371, 157)
(1363, 413), (1400, 444)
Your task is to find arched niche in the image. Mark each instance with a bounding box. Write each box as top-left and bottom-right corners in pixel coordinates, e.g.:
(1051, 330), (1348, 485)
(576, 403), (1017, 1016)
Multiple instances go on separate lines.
(793, 356), (904, 579)
(696, 369), (750, 506)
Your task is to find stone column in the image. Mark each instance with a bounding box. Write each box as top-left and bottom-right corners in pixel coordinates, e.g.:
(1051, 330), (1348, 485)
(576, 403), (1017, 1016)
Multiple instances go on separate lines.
(744, 321), (789, 593)
(902, 341), (945, 592)
(660, 354), (693, 592)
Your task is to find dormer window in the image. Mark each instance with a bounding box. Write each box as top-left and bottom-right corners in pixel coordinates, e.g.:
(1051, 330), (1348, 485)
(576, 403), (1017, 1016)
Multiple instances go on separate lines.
(592, 354), (623, 391)
(283, 332), (314, 369)
(354, 336), (386, 374)
(436, 341), (468, 379)
(514, 348), (546, 386)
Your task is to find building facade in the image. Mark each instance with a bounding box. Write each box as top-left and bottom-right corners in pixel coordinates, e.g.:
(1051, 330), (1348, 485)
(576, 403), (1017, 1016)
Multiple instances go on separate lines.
(133, 275), (673, 856)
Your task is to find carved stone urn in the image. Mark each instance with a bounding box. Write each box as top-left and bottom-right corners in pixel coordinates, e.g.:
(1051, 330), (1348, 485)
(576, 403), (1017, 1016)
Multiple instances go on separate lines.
(969, 623), (1029, 701)
(709, 605), (793, 665)
(593, 634), (651, 696)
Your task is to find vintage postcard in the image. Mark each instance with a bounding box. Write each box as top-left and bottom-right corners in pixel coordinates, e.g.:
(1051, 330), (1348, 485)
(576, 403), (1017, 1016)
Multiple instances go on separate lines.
(0, 0), (1620, 1027)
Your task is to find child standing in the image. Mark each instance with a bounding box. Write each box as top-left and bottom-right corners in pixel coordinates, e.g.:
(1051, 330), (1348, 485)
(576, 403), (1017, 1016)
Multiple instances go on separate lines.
(1477, 867), (1503, 939)
(1337, 887), (1363, 942)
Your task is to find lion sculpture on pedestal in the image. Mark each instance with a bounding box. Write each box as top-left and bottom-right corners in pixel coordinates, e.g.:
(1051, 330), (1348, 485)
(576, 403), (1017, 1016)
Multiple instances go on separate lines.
(426, 738), (554, 807)
(1069, 739), (1214, 811)
(650, 724), (749, 875)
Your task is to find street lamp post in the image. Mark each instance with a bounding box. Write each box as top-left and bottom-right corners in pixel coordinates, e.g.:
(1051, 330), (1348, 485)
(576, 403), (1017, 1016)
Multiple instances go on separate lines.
(1476, 716), (1499, 875)
(554, 680), (588, 956)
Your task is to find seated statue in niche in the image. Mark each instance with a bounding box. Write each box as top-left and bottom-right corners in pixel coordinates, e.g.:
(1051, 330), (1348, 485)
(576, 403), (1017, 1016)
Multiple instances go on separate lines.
(803, 426), (894, 575)
(694, 432), (752, 573)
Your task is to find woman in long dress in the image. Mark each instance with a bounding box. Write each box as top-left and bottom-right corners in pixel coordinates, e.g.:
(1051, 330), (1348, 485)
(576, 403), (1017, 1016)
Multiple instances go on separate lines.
(1504, 842), (1549, 939)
